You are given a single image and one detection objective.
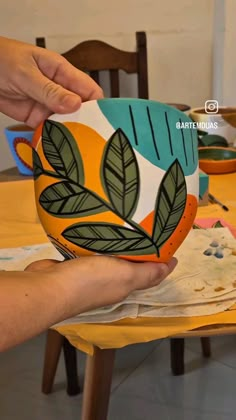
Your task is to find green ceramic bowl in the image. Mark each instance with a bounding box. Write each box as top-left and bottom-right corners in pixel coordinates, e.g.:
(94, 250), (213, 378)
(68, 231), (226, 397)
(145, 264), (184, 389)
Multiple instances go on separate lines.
(199, 134), (228, 148)
(198, 147), (236, 174)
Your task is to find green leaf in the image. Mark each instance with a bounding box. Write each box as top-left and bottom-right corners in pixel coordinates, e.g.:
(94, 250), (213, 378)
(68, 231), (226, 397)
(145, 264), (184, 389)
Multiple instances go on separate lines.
(42, 120), (84, 183)
(32, 149), (44, 180)
(39, 181), (108, 218)
(62, 222), (157, 255)
(192, 224), (202, 229)
(152, 159), (187, 248)
(212, 220), (224, 228)
(101, 128), (140, 218)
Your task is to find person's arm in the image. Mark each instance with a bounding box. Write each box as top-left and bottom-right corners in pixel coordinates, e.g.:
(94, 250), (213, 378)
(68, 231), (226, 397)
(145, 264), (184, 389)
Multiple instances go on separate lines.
(0, 256), (177, 351)
(0, 37), (177, 352)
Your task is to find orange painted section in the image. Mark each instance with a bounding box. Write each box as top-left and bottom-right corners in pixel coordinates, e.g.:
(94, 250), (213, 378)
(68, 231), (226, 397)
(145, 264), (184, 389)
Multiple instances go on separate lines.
(14, 139), (33, 169)
(63, 122), (108, 200)
(119, 194), (198, 263)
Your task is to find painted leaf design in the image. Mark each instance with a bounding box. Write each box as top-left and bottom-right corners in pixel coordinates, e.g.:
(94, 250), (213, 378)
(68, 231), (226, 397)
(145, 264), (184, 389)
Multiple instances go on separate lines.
(152, 159), (187, 248)
(39, 181), (108, 217)
(47, 234), (77, 260)
(212, 220), (224, 228)
(62, 222), (156, 255)
(102, 128), (140, 218)
(32, 149), (44, 180)
(42, 120), (84, 184)
(192, 224), (202, 229)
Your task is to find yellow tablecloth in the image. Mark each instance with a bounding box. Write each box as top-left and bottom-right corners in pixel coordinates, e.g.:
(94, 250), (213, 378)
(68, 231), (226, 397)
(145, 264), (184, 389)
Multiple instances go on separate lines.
(1, 174), (236, 355)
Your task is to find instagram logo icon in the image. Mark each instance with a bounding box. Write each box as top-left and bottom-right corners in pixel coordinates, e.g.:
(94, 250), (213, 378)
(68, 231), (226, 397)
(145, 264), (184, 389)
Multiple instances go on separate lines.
(205, 100), (219, 114)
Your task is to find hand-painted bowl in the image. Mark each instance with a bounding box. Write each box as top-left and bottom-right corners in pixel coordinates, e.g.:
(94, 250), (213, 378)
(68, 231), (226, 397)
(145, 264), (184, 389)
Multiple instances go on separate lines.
(199, 146), (236, 174)
(32, 98), (199, 262)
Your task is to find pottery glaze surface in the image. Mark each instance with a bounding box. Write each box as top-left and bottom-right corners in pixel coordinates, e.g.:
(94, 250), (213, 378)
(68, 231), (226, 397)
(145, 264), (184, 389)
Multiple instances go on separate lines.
(4, 124), (35, 175)
(33, 98), (199, 262)
(198, 146), (236, 174)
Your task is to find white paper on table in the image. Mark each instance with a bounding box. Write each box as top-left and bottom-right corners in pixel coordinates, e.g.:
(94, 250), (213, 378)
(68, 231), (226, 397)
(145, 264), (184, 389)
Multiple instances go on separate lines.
(1, 227), (236, 325)
(0, 243), (63, 271)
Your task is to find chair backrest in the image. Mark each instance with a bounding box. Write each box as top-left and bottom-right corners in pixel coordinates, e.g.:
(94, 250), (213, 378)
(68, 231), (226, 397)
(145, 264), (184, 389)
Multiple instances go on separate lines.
(36, 32), (148, 99)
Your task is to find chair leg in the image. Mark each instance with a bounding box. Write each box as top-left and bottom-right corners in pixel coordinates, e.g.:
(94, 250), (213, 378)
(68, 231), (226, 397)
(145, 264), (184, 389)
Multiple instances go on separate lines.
(42, 329), (64, 394)
(170, 338), (185, 375)
(63, 338), (80, 395)
(201, 337), (211, 358)
(81, 347), (116, 420)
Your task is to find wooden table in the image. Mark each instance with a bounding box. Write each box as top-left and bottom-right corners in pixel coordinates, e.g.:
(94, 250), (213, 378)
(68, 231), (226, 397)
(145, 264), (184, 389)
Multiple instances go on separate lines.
(0, 166), (32, 182)
(1, 167), (236, 420)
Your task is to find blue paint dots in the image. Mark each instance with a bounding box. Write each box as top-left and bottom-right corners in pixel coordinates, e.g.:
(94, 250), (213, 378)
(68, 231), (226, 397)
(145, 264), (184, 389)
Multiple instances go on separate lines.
(214, 249), (224, 259)
(203, 240), (225, 259)
(209, 240), (219, 248)
(203, 248), (213, 256)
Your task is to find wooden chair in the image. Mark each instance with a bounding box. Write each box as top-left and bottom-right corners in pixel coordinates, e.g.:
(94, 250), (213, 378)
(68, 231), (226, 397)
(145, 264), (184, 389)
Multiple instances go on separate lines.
(36, 32), (148, 99)
(35, 33), (211, 396)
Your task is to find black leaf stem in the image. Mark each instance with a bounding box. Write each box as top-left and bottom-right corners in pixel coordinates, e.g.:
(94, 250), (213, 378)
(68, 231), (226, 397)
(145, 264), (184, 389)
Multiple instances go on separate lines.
(41, 169), (65, 180)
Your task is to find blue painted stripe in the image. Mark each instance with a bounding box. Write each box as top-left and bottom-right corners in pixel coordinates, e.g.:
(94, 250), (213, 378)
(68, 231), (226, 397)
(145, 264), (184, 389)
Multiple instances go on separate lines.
(97, 98), (198, 176)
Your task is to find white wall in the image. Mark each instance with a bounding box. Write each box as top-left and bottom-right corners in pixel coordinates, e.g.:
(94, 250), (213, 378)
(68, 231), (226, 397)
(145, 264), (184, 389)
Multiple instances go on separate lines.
(220, 0), (236, 105)
(0, 0), (215, 170)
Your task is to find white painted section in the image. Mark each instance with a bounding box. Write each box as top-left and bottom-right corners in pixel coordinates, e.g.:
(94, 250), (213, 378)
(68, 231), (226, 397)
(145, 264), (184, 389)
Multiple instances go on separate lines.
(49, 100), (115, 140)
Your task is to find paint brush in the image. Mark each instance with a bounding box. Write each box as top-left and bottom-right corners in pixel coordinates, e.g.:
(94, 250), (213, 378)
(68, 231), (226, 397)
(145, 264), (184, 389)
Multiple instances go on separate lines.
(208, 193), (229, 211)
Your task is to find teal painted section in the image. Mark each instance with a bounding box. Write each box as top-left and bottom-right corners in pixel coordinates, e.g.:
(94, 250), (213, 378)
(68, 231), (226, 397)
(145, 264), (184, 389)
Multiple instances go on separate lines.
(97, 98), (198, 176)
(199, 172), (209, 197)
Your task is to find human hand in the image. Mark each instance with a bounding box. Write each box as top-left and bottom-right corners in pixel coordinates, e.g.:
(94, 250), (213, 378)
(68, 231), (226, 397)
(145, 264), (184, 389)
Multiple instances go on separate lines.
(26, 256), (177, 316)
(0, 37), (103, 128)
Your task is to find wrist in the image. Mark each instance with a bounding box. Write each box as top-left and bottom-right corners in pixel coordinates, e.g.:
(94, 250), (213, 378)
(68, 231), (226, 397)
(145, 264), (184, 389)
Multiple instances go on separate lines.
(48, 264), (88, 320)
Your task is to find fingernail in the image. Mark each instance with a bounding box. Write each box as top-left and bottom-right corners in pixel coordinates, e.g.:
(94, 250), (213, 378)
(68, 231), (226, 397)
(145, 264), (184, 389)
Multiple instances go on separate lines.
(169, 257), (178, 270)
(58, 95), (81, 112)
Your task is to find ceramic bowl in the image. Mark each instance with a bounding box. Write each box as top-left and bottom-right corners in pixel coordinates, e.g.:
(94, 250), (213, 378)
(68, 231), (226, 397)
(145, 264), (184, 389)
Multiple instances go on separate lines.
(198, 146), (236, 174)
(190, 106), (236, 146)
(32, 98), (199, 262)
(198, 134), (228, 148)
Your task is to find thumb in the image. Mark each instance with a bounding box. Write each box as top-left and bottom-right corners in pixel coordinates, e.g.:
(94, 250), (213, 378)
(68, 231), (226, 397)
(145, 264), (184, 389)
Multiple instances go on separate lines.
(129, 257), (178, 291)
(24, 69), (82, 114)
(25, 259), (61, 272)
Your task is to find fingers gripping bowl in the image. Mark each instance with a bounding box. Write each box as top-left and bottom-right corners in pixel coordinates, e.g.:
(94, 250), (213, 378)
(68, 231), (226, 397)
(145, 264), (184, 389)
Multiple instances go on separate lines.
(32, 98), (199, 262)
